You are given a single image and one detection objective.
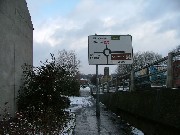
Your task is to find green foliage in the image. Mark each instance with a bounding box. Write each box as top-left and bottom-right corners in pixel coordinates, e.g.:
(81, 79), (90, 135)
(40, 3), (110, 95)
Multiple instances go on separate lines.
(17, 53), (80, 130)
(19, 55), (65, 111)
(57, 49), (80, 76)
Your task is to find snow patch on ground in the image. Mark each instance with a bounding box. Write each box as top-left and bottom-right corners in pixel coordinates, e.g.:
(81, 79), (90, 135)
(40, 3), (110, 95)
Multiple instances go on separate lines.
(59, 113), (76, 135)
(68, 96), (92, 112)
(131, 126), (144, 135)
(80, 87), (90, 91)
(62, 87), (144, 135)
(68, 87), (93, 112)
(61, 87), (93, 134)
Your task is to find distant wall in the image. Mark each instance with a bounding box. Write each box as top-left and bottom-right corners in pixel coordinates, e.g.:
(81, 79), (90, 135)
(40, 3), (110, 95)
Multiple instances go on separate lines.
(0, 0), (33, 116)
(99, 89), (180, 129)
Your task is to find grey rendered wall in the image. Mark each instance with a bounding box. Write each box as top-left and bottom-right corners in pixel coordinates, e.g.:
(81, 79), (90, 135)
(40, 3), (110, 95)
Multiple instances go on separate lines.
(0, 0), (33, 116)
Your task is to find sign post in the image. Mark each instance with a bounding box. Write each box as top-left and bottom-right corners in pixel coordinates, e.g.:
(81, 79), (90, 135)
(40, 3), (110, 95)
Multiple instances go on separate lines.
(96, 65), (100, 117)
(88, 35), (133, 117)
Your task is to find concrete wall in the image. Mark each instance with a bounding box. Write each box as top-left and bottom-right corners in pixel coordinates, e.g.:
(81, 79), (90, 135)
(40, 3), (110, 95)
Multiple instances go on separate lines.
(99, 89), (180, 129)
(0, 0), (33, 116)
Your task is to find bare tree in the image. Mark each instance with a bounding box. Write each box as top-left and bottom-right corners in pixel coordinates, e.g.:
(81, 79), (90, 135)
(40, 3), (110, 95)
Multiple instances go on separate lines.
(116, 64), (132, 75)
(133, 51), (162, 69)
(116, 51), (162, 75)
(172, 44), (180, 53)
(56, 49), (80, 76)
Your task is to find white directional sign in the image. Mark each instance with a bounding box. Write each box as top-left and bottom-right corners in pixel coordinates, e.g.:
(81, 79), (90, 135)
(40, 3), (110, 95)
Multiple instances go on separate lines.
(88, 35), (133, 65)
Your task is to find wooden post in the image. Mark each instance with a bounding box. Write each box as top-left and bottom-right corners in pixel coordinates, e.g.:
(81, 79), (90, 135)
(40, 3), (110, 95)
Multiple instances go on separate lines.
(130, 69), (135, 91)
(166, 52), (173, 88)
(116, 77), (118, 92)
(107, 81), (109, 93)
(102, 83), (104, 93)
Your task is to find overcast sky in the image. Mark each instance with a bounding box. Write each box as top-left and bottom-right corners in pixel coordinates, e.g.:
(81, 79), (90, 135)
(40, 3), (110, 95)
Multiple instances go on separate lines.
(26, 0), (180, 74)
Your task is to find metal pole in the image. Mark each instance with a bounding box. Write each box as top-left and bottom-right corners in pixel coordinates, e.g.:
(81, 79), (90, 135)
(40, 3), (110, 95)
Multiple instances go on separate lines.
(96, 65), (100, 117)
(14, 43), (16, 116)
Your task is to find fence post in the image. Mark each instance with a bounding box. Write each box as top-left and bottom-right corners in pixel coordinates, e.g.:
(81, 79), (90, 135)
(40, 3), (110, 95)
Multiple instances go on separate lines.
(107, 81), (109, 93)
(130, 69), (135, 91)
(166, 52), (173, 88)
(90, 85), (93, 95)
(116, 77), (118, 92)
(102, 83), (104, 93)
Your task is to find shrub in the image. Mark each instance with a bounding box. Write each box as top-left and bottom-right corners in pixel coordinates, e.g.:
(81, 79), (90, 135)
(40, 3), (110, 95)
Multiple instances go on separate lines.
(16, 53), (79, 133)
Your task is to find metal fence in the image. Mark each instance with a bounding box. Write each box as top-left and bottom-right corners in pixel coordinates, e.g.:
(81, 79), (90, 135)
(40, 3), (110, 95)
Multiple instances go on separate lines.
(102, 51), (180, 92)
(134, 56), (168, 89)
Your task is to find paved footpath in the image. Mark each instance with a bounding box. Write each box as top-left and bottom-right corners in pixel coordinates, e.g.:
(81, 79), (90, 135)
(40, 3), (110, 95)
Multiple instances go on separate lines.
(73, 89), (133, 135)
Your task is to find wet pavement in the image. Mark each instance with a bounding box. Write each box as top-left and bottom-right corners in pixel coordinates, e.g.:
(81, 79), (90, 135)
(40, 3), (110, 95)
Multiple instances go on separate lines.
(73, 89), (133, 135)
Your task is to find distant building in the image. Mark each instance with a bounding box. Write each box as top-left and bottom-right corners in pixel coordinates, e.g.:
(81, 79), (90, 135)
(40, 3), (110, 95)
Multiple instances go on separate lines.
(100, 67), (111, 84)
(104, 67), (109, 76)
(0, 0), (33, 116)
(100, 75), (111, 84)
(79, 78), (89, 85)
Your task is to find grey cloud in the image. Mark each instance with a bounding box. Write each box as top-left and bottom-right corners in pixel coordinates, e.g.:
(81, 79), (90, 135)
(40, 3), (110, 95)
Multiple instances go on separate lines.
(30, 0), (180, 74)
(51, 18), (104, 42)
(135, 0), (180, 39)
(33, 42), (71, 67)
(140, 0), (180, 21)
(33, 43), (53, 66)
(157, 15), (180, 37)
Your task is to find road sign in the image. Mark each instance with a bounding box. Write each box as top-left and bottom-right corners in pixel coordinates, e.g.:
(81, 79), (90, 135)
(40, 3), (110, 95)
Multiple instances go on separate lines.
(88, 35), (133, 65)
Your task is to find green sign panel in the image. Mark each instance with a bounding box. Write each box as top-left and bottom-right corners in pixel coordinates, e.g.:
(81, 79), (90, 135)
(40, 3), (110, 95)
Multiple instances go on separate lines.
(111, 35), (120, 40)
